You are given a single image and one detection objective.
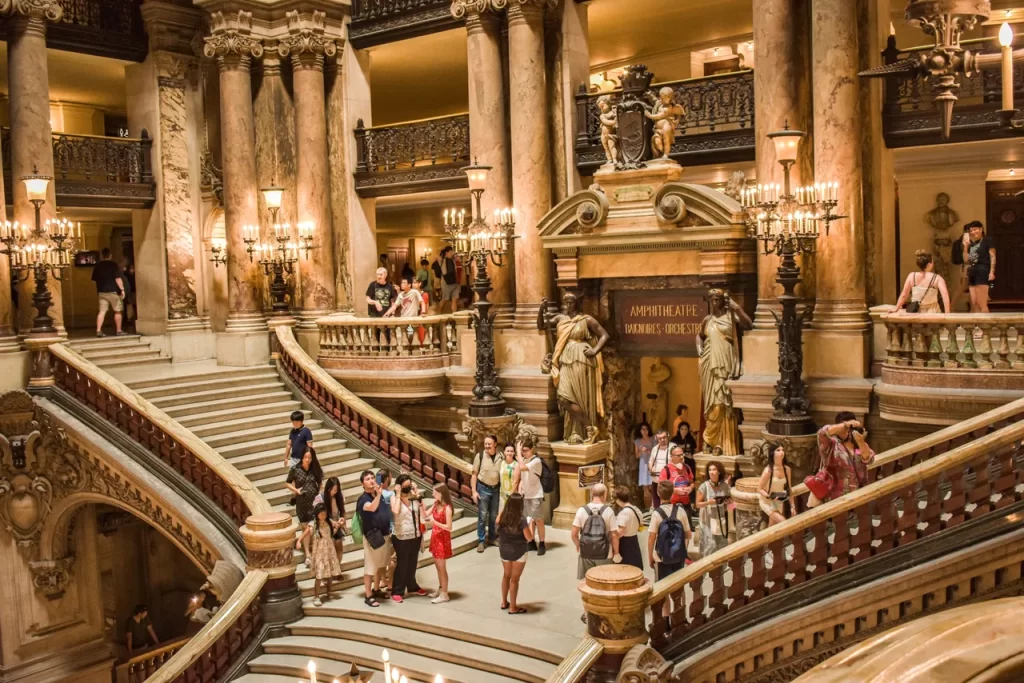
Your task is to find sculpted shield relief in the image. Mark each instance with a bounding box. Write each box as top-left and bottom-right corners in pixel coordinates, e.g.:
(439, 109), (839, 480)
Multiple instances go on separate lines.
(615, 65), (656, 169)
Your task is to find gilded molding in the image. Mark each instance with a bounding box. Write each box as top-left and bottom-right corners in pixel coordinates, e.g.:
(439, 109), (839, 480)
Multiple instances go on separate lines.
(203, 10), (263, 69)
(279, 10), (336, 68)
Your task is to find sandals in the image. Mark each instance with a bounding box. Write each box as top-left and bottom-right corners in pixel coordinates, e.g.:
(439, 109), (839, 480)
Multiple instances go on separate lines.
(312, 597), (323, 607)
(508, 607), (528, 615)
(364, 597), (380, 607)
(500, 602), (510, 610)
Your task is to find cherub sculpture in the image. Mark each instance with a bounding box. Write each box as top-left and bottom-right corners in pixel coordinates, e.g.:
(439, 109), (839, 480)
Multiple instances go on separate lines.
(596, 95), (619, 166)
(645, 86), (685, 159)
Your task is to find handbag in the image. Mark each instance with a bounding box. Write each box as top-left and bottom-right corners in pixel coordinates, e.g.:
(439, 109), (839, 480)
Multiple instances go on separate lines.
(803, 451), (834, 501)
(365, 527), (386, 550)
(904, 273), (937, 313)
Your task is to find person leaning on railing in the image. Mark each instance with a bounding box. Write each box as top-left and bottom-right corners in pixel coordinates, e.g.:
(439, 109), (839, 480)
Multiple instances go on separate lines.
(894, 250), (951, 314)
(808, 412), (875, 508)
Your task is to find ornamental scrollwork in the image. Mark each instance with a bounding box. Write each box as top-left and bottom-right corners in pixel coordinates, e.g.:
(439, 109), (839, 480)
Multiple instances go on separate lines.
(450, 0), (504, 19)
(617, 644), (669, 683)
(6, 0), (62, 22)
(279, 10), (337, 63)
(203, 10), (263, 63)
(653, 183), (689, 224)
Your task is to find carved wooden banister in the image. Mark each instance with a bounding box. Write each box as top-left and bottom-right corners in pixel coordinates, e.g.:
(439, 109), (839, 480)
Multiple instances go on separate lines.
(49, 344), (271, 524)
(647, 417), (1024, 651)
(543, 637), (604, 683)
(275, 325), (475, 501)
(145, 570), (266, 683)
(115, 636), (190, 683)
(317, 314), (460, 361)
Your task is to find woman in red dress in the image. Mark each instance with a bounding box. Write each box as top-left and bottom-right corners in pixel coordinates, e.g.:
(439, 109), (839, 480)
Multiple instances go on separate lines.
(427, 483), (454, 604)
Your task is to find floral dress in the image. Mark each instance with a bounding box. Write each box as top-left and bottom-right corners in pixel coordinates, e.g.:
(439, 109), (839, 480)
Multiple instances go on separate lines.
(287, 465), (320, 523)
(817, 426), (876, 501)
(429, 504), (452, 560)
(308, 519), (342, 580)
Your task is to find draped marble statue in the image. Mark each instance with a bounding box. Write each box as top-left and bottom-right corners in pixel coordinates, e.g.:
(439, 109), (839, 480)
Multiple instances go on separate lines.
(539, 292), (610, 444)
(697, 289), (752, 455)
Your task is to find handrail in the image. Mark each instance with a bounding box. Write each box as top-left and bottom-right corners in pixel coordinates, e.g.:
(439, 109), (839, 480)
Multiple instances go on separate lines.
(590, 68), (754, 95)
(317, 314), (460, 361)
(145, 570), (267, 683)
(544, 637), (604, 683)
(116, 636), (190, 683)
(49, 343), (271, 523)
(363, 111), (471, 131)
(318, 313), (459, 326)
(275, 326), (475, 499)
(648, 416), (1024, 649)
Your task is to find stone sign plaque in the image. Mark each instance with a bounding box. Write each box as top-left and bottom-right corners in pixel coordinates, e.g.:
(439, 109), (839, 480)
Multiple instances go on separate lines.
(613, 289), (707, 357)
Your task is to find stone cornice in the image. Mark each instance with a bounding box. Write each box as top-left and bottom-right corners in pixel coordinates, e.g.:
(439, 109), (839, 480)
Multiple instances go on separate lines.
(141, 0), (204, 55)
(278, 9), (336, 68)
(195, 0), (346, 44)
(204, 9), (264, 69)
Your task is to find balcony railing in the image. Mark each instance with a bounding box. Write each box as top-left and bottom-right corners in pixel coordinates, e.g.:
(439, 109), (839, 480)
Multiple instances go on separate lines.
(1, 129), (156, 209)
(354, 114), (470, 197)
(574, 70), (755, 175)
(882, 36), (1024, 147)
(49, 0), (148, 62)
(348, 0), (461, 49)
(881, 313), (1024, 391)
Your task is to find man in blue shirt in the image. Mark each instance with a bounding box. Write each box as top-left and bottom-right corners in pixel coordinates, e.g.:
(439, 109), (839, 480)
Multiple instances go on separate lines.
(358, 470), (394, 607)
(282, 410), (313, 468)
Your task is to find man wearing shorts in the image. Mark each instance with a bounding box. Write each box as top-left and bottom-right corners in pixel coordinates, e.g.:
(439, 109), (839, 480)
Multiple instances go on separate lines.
(91, 248), (126, 337)
(356, 470), (393, 607)
(517, 438), (547, 555)
(435, 246), (460, 313)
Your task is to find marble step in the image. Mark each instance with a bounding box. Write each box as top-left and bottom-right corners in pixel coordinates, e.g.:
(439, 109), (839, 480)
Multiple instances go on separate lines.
(288, 616), (554, 682)
(237, 447), (361, 484)
(66, 334), (143, 350)
(151, 384), (289, 410)
(264, 468), (372, 508)
(161, 391), (297, 419)
(226, 439), (356, 473)
(257, 457), (370, 497)
(175, 401), (304, 428)
(133, 370), (281, 399)
(216, 429), (336, 459)
(127, 365), (274, 390)
(202, 420), (326, 450)
(76, 345), (160, 361)
(187, 410), (313, 439)
(91, 354), (172, 369)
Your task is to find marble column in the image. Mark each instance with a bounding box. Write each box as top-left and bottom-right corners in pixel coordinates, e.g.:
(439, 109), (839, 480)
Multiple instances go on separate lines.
(204, 11), (268, 363)
(809, 0), (870, 375)
(281, 10), (337, 344)
(7, 0), (63, 336)
(0, 129), (17, 353)
(462, 7), (514, 320)
(507, 0), (556, 328)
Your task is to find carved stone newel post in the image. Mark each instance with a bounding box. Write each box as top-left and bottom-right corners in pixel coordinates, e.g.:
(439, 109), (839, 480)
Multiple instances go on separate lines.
(240, 511), (302, 629)
(579, 564), (658, 682)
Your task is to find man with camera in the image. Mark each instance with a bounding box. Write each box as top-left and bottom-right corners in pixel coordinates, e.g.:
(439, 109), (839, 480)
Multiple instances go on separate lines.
(810, 411), (875, 506)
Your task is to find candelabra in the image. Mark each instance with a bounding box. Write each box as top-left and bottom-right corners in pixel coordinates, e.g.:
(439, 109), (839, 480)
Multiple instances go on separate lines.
(740, 125), (844, 436)
(0, 169), (80, 335)
(442, 160), (516, 418)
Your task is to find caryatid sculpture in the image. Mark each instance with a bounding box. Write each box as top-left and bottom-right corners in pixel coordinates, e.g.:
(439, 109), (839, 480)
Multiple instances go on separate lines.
(539, 292), (610, 444)
(697, 288), (752, 455)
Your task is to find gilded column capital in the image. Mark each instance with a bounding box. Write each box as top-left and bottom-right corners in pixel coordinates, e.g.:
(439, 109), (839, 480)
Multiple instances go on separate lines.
(3, 0), (62, 23)
(203, 10), (264, 72)
(279, 10), (336, 71)
(451, 0), (504, 19)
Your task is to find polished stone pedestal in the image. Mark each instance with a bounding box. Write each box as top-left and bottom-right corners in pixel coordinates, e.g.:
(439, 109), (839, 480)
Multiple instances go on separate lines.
(732, 477), (763, 540)
(551, 439), (609, 529)
(216, 330), (271, 367)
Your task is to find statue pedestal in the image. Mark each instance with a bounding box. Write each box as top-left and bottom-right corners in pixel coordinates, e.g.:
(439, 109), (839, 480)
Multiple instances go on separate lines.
(551, 439), (609, 530)
(731, 477), (763, 540)
(457, 412), (523, 460)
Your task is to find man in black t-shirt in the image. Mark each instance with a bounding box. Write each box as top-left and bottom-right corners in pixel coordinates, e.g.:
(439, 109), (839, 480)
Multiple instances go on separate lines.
(952, 220), (996, 313)
(91, 248), (125, 337)
(365, 267), (398, 343)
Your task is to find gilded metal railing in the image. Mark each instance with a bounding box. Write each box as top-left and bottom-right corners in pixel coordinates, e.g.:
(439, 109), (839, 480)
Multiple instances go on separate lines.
(52, 0), (148, 61)
(351, 0), (450, 22)
(355, 113), (470, 174)
(317, 314), (459, 360)
(647, 417), (1024, 653)
(115, 637), (190, 683)
(275, 325), (475, 500)
(50, 343), (271, 524)
(145, 570), (266, 683)
(347, 0), (460, 49)
(1, 129), (153, 184)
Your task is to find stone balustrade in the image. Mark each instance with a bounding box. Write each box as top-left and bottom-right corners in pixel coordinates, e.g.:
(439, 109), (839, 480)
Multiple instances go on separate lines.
(881, 313), (1024, 391)
(115, 637), (190, 683)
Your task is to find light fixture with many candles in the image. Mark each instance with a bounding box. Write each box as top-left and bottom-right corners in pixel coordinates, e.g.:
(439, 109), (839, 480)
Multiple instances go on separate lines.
(442, 159), (516, 418)
(0, 167), (80, 335)
(740, 124), (844, 437)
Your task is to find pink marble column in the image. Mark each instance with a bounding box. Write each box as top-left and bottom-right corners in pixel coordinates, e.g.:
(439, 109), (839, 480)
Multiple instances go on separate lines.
(811, 0), (869, 334)
(0, 128), (16, 351)
(7, 0), (63, 335)
(753, 0), (813, 330)
(204, 11), (266, 332)
(463, 7), (514, 319)
(507, 0), (556, 328)
(281, 10), (336, 328)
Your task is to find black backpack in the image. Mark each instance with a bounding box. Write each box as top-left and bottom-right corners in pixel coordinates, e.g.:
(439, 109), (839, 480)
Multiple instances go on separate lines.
(579, 505), (610, 560)
(654, 504), (688, 565)
(535, 457), (556, 494)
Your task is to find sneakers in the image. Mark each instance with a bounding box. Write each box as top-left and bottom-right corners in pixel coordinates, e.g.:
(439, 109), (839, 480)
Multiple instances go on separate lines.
(431, 592), (450, 604)
(115, 331), (127, 336)
(392, 594), (404, 603)
(477, 542), (486, 553)
(527, 540), (538, 552)
(537, 541), (547, 556)
(414, 588), (429, 597)
(96, 331), (106, 338)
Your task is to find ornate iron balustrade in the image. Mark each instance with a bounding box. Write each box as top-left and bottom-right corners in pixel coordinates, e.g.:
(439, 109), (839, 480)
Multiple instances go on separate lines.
(1, 129), (156, 209)
(354, 114), (471, 197)
(48, 0), (148, 61)
(882, 36), (1024, 147)
(275, 325), (476, 501)
(574, 70), (755, 175)
(348, 0), (461, 49)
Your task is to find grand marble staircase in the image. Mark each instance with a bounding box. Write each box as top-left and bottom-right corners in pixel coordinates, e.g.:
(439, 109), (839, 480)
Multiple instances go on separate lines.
(66, 333), (170, 370)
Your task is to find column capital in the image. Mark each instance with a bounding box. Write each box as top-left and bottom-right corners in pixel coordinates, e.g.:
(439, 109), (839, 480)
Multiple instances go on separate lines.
(2, 0), (62, 24)
(451, 0), (503, 19)
(153, 50), (198, 89)
(506, 0), (558, 23)
(279, 10), (336, 71)
(204, 9), (263, 72)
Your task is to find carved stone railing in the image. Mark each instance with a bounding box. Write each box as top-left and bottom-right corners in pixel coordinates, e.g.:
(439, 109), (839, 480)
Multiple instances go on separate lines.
(354, 114), (470, 197)
(1, 129), (156, 209)
(882, 36), (1024, 147)
(145, 570), (266, 683)
(574, 70), (754, 174)
(115, 636), (190, 683)
(49, 343), (271, 526)
(880, 313), (1024, 391)
(646, 416), (1024, 660)
(348, 0), (461, 49)
(319, 315), (458, 362)
(50, 0), (148, 61)
(275, 325), (475, 501)
(543, 638), (603, 683)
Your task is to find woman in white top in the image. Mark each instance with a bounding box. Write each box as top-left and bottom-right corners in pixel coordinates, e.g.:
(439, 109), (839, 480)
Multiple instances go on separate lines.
(758, 442), (795, 526)
(894, 250), (951, 314)
(389, 474), (425, 602)
(613, 486), (644, 570)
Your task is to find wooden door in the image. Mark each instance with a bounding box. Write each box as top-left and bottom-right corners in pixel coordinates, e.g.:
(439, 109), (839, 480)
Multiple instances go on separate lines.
(387, 247), (409, 282)
(986, 180), (1024, 308)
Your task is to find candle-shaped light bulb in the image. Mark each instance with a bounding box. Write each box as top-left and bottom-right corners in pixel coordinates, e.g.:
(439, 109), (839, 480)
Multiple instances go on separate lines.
(1000, 23), (1015, 114)
(391, 668), (400, 682)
